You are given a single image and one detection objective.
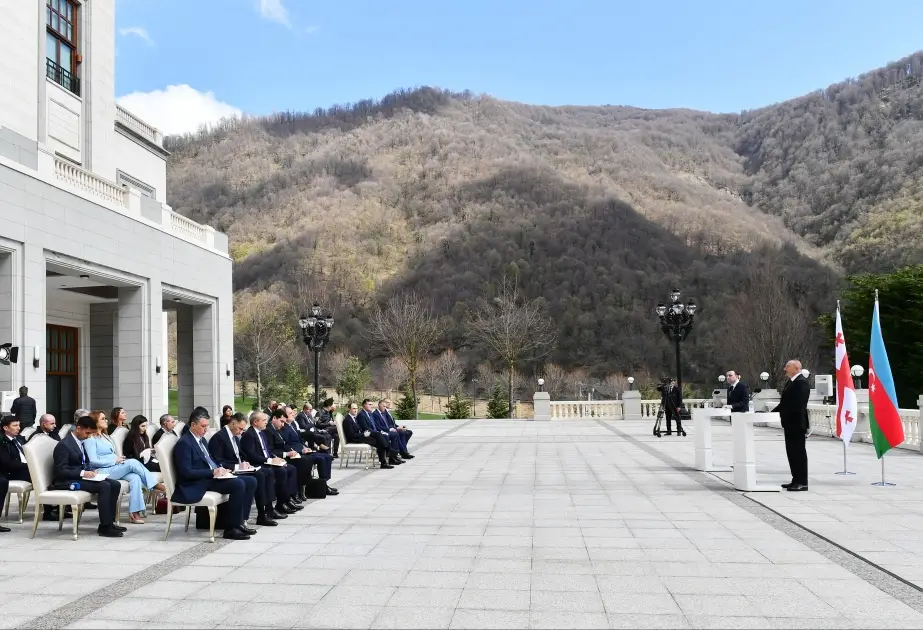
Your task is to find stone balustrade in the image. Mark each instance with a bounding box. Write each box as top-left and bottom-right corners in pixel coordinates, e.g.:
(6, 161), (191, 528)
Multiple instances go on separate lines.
(115, 104), (164, 147)
(53, 154), (128, 207)
(549, 399), (711, 420)
(807, 402), (921, 452)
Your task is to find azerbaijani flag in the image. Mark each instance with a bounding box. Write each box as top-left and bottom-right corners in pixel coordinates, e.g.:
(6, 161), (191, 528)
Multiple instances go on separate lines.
(868, 295), (905, 458)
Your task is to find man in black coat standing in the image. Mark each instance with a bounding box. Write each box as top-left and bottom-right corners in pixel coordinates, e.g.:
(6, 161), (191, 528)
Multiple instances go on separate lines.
(725, 371), (750, 412)
(663, 379), (684, 435)
(772, 360), (811, 491)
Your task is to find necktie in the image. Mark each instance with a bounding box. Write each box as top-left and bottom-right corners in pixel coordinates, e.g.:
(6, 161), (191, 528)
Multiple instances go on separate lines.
(258, 431), (270, 458)
(14, 438), (23, 454)
(232, 435), (242, 462)
(199, 439), (217, 470)
(79, 440), (88, 466)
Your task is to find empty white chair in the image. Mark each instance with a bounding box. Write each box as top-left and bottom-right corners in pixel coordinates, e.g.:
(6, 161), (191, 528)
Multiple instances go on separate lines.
(20, 426), (36, 441)
(154, 433), (228, 543)
(24, 435), (93, 540)
(335, 413), (373, 469)
(3, 479), (32, 524)
(145, 423), (158, 442)
(109, 426), (128, 457)
(58, 424), (73, 439)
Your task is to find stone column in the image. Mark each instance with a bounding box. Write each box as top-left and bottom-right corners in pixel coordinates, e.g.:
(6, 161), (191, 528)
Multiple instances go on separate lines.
(175, 306), (194, 422)
(622, 390), (642, 420)
(22, 243), (46, 415)
(116, 286), (146, 417)
(89, 303), (117, 412)
(855, 389), (870, 443)
(192, 303), (217, 424)
(161, 311), (169, 414)
(533, 391), (550, 421)
(0, 252), (13, 394)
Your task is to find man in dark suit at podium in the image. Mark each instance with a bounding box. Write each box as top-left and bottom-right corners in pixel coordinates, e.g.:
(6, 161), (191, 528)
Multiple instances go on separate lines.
(725, 371), (750, 412)
(772, 360), (811, 492)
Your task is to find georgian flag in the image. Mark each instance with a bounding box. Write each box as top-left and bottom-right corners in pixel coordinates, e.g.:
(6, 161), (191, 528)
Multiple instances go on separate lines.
(835, 305), (858, 445)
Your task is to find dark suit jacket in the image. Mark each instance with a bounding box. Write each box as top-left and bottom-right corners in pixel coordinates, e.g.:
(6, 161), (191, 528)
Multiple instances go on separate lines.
(773, 375), (811, 430)
(370, 410), (391, 432)
(265, 423), (289, 456)
(52, 434), (89, 487)
(279, 422), (308, 452)
(152, 428), (178, 446)
(382, 409), (400, 429)
(171, 431), (218, 504)
(209, 428), (244, 469)
(316, 409), (335, 430)
(357, 410), (378, 433)
(239, 427), (270, 467)
(27, 428), (60, 443)
(0, 435), (29, 476)
(342, 414), (364, 443)
(726, 382), (750, 412)
(10, 396), (37, 427)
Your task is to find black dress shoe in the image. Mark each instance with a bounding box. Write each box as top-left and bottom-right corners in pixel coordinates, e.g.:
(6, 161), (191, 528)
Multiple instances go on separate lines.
(781, 482), (795, 489)
(256, 515), (278, 526)
(223, 528), (250, 540)
(277, 503), (297, 514)
(326, 486), (339, 496)
(97, 525), (123, 538)
(787, 484), (809, 491)
(379, 463), (394, 469)
(389, 458), (403, 465)
(268, 509), (287, 520)
(111, 524), (127, 532)
(0, 525), (10, 533)
(85, 503), (97, 510)
(291, 496), (303, 504)
(401, 453), (415, 459)
(239, 525), (257, 535)
(297, 493), (308, 502)
(286, 501), (304, 511)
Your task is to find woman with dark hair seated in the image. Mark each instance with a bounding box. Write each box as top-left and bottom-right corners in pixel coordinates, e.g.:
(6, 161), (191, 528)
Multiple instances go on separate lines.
(108, 407), (127, 435)
(221, 405), (233, 424)
(124, 415), (160, 472)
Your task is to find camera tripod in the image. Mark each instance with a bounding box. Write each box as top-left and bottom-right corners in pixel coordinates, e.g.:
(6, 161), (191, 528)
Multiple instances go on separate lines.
(652, 397), (687, 438)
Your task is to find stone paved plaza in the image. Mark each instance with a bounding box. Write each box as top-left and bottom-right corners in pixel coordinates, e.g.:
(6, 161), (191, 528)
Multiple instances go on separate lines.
(2, 418), (923, 629)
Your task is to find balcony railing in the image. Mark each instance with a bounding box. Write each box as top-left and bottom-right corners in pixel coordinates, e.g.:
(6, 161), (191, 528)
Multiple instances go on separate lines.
(53, 154), (127, 207)
(116, 104), (164, 147)
(46, 58), (80, 96)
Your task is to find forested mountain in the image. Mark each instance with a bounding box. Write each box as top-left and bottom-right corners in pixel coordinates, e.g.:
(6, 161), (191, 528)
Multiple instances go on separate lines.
(165, 51), (923, 389)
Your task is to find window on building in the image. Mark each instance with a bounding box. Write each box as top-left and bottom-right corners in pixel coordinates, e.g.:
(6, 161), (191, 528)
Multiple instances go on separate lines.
(46, 0), (80, 96)
(117, 171), (156, 199)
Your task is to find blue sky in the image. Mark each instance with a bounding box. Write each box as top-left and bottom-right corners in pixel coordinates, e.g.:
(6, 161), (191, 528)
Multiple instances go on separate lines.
(114, 0), (923, 134)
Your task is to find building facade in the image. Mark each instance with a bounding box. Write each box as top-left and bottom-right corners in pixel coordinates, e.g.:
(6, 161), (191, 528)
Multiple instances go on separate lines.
(0, 0), (234, 424)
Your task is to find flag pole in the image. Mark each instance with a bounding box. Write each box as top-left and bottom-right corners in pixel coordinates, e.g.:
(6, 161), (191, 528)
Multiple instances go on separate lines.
(871, 454), (896, 487)
(834, 439), (855, 475)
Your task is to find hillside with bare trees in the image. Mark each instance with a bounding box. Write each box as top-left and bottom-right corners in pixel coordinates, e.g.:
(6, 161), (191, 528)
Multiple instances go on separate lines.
(165, 51), (923, 390)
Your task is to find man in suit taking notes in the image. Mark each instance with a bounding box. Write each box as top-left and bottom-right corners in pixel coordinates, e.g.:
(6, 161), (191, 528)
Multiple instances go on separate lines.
(772, 360), (811, 491)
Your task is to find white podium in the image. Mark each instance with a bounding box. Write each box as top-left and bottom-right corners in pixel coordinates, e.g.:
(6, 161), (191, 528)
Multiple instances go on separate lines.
(731, 412), (781, 492)
(693, 407), (733, 472)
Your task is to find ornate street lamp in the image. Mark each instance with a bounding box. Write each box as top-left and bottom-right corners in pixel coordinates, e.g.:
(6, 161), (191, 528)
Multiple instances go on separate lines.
(655, 287), (697, 409)
(537, 378), (545, 393)
(627, 376), (635, 391)
(718, 374), (726, 385)
(851, 364), (864, 389)
(298, 303), (334, 407)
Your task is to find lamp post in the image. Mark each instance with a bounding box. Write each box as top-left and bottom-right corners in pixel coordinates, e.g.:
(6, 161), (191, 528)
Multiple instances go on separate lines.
(656, 288), (698, 408)
(718, 374), (726, 385)
(537, 378), (545, 393)
(298, 303), (334, 408)
(627, 376), (634, 391)
(760, 371), (770, 390)
(851, 364), (864, 389)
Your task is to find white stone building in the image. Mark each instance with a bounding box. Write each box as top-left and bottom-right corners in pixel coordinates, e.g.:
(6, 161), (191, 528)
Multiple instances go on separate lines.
(0, 0), (234, 424)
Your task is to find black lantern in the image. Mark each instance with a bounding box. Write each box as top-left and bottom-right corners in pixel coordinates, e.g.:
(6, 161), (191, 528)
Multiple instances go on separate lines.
(655, 288), (698, 408)
(298, 303), (334, 407)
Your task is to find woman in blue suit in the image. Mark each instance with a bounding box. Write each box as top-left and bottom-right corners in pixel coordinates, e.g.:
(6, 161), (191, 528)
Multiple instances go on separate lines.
(84, 411), (164, 524)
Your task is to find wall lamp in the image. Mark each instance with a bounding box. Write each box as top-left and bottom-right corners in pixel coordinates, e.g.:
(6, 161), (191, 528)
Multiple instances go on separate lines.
(155, 357), (161, 374)
(33, 346), (40, 368)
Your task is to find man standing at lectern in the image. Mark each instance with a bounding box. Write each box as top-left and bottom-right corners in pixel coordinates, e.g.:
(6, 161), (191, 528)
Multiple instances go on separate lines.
(725, 371), (750, 412)
(773, 360), (810, 491)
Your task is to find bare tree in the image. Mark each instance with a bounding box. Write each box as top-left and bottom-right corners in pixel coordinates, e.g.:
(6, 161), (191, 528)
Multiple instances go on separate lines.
(603, 373), (629, 399)
(435, 350), (465, 397)
(420, 358), (440, 411)
(324, 348), (352, 401)
(540, 363), (569, 400)
(723, 262), (821, 389)
(466, 277), (556, 417)
(380, 357), (409, 396)
(234, 291), (295, 408)
(367, 292), (445, 419)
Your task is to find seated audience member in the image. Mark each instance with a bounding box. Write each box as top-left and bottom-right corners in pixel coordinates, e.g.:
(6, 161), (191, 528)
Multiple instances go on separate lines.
(288, 405), (331, 453)
(358, 399), (402, 466)
(374, 398), (414, 459)
(0, 478), (9, 532)
(84, 411), (165, 524)
(279, 408), (338, 496)
(343, 403), (393, 469)
(27, 413), (61, 442)
(52, 416), (125, 537)
(240, 412), (301, 515)
(152, 414), (179, 446)
(366, 399), (405, 461)
(315, 399), (339, 457)
(265, 410), (311, 507)
(108, 407), (128, 435)
(221, 405), (234, 425)
(124, 415), (160, 472)
(172, 408), (257, 540)
(1, 416), (58, 522)
(210, 412), (282, 526)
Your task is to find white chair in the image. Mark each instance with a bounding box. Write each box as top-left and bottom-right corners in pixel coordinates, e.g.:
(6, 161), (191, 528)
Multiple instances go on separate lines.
(204, 428), (216, 441)
(335, 413), (373, 469)
(145, 424), (158, 442)
(24, 435), (94, 540)
(154, 433), (228, 543)
(3, 479), (32, 524)
(58, 424), (73, 439)
(110, 426), (128, 457)
(20, 426), (36, 441)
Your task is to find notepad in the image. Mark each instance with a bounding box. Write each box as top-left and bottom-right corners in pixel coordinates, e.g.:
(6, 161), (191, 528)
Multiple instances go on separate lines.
(234, 465), (260, 473)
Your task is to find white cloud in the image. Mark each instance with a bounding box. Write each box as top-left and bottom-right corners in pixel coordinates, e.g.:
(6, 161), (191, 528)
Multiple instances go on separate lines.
(116, 85), (243, 136)
(258, 0), (291, 27)
(304, 25), (320, 35)
(119, 26), (153, 45)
